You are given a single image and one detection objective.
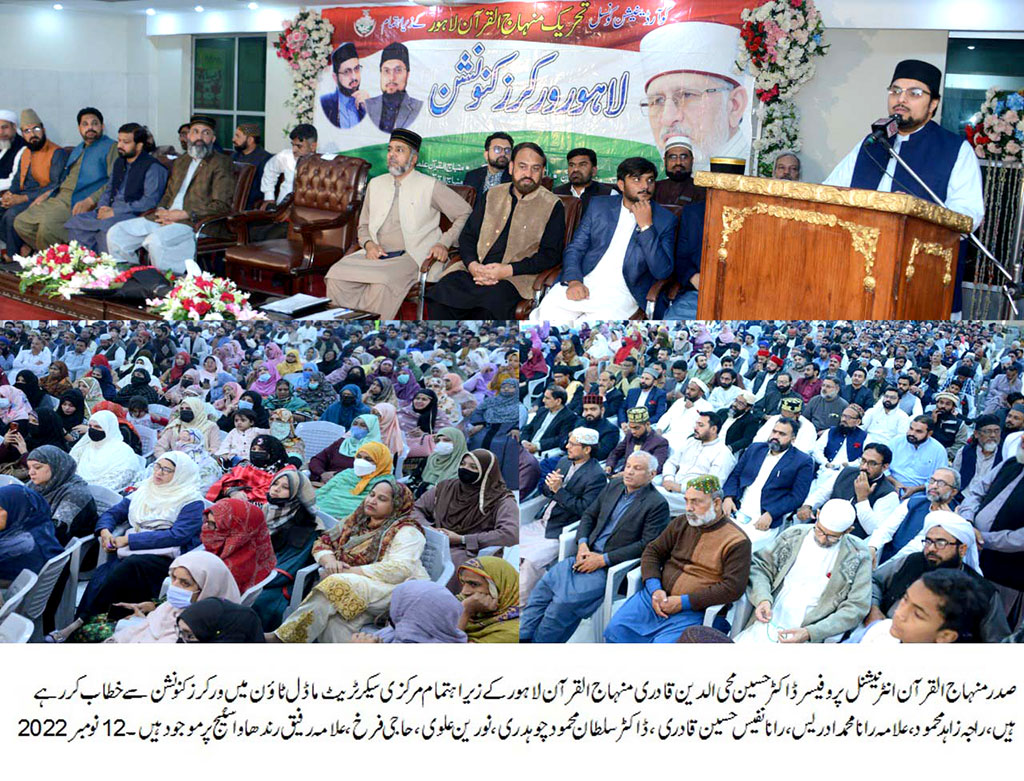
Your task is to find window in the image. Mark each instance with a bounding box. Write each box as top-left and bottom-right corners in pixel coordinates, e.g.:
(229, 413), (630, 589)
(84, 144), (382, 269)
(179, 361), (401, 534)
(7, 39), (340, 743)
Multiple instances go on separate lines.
(192, 35), (267, 150)
(942, 34), (1024, 135)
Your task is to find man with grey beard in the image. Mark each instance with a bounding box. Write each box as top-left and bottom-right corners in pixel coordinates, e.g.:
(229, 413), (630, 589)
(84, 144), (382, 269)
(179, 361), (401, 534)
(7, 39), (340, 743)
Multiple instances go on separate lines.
(325, 127), (471, 319)
(106, 114), (234, 274)
(604, 474), (751, 642)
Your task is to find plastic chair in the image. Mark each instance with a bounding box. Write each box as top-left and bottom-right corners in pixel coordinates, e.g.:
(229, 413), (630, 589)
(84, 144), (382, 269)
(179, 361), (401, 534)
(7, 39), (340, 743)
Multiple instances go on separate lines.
(88, 484), (123, 515)
(0, 474), (23, 487)
(148, 403), (173, 422)
(295, 421), (347, 464)
(315, 509), (338, 531)
(0, 570), (38, 624)
(527, 377), (547, 403)
(54, 536), (96, 629)
(518, 494), (547, 525)
(623, 567), (734, 631)
(558, 527), (638, 643)
(16, 548), (73, 642)
(0, 613), (34, 643)
(137, 425), (157, 459)
(240, 569), (278, 608)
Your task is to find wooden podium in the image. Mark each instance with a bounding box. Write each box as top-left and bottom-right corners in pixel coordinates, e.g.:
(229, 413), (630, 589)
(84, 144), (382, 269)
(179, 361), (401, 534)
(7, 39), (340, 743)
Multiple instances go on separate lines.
(693, 172), (973, 320)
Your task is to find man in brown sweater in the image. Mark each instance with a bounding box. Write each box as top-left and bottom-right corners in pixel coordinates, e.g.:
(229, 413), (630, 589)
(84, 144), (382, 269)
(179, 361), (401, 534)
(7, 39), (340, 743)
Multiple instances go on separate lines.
(604, 474), (751, 642)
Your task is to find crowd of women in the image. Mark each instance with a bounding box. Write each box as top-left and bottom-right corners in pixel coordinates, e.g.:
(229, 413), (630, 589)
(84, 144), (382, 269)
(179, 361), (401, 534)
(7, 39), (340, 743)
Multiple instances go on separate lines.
(0, 320), (522, 644)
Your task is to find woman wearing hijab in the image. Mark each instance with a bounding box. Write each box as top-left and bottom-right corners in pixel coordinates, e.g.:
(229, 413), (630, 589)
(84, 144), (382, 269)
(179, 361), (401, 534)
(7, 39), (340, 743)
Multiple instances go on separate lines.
(264, 342), (285, 366)
(0, 385), (34, 426)
(352, 580), (467, 644)
(264, 379), (312, 417)
(398, 388), (449, 459)
(317, 348), (342, 377)
(393, 365), (422, 406)
(412, 449), (517, 587)
(117, 356), (161, 389)
(217, 390), (269, 434)
(159, 367), (201, 407)
(466, 377), (523, 490)
(363, 376), (398, 408)
(49, 451), (205, 642)
(200, 498), (276, 593)
(56, 388), (88, 445)
(114, 365), (163, 406)
(0, 484), (64, 583)
(87, 364), (118, 401)
(444, 372), (475, 412)
(177, 598), (265, 643)
(521, 346), (549, 382)
(91, 400), (144, 455)
(197, 354), (224, 390)
(425, 376), (462, 426)
(275, 348), (304, 378)
(155, 397), (221, 457)
(368, 357), (396, 385)
(463, 362), (497, 406)
(272, 477), (427, 643)
(40, 361), (74, 399)
(246, 360), (281, 399)
(159, 350), (192, 388)
(15, 369), (47, 408)
(342, 364), (368, 394)
(309, 413), (382, 485)
(69, 409), (143, 493)
(26, 445), (98, 546)
(373, 403), (405, 458)
(213, 381), (244, 418)
(206, 435), (291, 505)
(316, 440), (393, 521)
(455, 556), (520, 643)
(0, 407), (68, 478)
(320, 383), (371, 429)
(407, 427), (468, 499)
(107, 550), (242, 644)
(268, 408), (306, 467)
(299, 372), (338, 419)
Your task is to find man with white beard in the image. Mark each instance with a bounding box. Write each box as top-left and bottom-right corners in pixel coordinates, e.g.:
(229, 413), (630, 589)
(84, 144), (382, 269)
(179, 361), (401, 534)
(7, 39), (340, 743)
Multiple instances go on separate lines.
(604, 474), (751, 643)
(735, 499), (872, 643)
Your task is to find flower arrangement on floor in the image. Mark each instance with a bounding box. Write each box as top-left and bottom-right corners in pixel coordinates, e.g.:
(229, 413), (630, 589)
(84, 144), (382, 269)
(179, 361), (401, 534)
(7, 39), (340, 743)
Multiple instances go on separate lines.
(965, 88), (1024, 163)
(274, 7), (335, 130)
(14, 241), (120, 299)
(146, 267), (262, 321)
(736, 0), (830, 176)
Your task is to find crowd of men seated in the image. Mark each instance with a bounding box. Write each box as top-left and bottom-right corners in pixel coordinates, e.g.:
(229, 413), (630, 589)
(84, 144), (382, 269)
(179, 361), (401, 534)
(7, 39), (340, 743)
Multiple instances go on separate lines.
(518, 319), (1024, 644)
(0, 319), (521, 644)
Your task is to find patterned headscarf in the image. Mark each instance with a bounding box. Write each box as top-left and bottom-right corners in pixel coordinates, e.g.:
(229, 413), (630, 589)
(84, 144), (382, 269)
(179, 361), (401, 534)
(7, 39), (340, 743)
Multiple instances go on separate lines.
(200, 497), (277, 593)
(457, 556), (520, 641)
(317, 476), (420, 567)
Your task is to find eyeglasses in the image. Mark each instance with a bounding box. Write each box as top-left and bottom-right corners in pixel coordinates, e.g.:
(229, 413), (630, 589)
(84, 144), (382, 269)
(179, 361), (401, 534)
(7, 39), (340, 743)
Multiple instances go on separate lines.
(489, 146), (511, 155)
(922, 538), (957, 550)
(153, 463), (176, 475)
(336, 64), (362, 78)
(813, 525), (843, 544)
(640, 87), (733, 115)
(22, 126), (43, 134)
(887, 86), (930, 99)
(927, 477), (954, 489)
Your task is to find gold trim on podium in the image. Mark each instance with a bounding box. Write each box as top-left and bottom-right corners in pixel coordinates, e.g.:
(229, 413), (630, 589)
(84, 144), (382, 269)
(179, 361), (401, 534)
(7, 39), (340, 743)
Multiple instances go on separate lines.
(907, 238), (954, 286)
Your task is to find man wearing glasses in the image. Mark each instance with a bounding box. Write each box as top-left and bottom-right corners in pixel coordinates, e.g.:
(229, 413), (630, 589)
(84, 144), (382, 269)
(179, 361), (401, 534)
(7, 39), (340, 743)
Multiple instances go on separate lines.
(824, 59), (984, 317)
(462, 132), (513, 201)
(320, 42), (367, 130)
(867, 466), (960, 567)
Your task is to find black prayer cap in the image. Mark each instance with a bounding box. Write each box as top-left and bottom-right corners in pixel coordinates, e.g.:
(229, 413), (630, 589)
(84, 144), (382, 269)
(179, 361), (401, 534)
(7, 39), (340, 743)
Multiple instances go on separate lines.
(891, 59), (942, 99)
(552, 364), (574, 376)
(390, 127), (421, 152)
(189, 114), (217, 130)
(380, 41), (410, 69)
(331, 42), (359, 71)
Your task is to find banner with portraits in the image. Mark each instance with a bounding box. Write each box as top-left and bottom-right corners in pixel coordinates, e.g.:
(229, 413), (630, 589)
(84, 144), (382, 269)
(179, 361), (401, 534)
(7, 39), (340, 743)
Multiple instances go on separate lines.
(315, 2), (755, 184)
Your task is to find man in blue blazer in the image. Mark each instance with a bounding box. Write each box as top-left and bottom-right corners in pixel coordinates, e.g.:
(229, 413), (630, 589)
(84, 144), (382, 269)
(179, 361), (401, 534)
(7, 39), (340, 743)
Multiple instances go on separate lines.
(721, 417), (814, 547)
(532, 156), (676, 323)
(618, 366), (668, 426)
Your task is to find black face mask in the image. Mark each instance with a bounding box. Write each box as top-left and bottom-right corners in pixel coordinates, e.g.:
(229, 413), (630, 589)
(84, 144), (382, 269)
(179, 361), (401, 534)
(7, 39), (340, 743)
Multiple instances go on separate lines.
(267, 495), (290, 506)
(250, 451), (271, 467)
(457, 468), (479, 485)
(341, 396), (355, 406)
(88, 428), (106, 442)
(132, 375), (147, 385)
(179, 409), (195, 423)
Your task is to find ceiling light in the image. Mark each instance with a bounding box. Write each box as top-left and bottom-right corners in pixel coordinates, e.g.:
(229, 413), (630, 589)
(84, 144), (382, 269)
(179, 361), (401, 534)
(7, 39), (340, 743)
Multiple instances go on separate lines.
(967, 45), (976, 50)
(146, 8), (156, 15)
(194, 5), (204, 11)
(52, 3), (63, 9)
(248, 2), (259, 8)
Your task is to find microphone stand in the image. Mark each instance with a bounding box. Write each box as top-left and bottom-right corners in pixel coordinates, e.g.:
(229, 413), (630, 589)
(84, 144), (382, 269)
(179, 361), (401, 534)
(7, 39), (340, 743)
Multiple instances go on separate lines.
(872, 133), (1019, 316)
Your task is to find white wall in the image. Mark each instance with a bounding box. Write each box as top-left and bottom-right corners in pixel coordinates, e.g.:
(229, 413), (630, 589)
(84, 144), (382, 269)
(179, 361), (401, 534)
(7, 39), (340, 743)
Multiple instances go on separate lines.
(794, 29), (951, 184)
(264, 36), (294, 153)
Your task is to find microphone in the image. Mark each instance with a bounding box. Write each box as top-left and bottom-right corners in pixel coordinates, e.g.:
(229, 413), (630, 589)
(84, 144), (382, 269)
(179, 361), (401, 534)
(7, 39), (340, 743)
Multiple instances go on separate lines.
(868, 114), (899, 144)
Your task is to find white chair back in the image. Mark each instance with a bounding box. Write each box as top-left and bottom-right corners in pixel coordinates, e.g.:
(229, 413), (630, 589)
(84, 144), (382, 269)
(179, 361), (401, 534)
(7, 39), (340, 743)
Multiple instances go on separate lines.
(17, 549), (73, 642)
(295, 421), (347, 463)
(420, 527), (454, 586)
(240, 569), (278, 608)
(0, 613), (34, 643)
(54, 536), (96, 629)
(88, 484), (123, 515)
(0, 570), (38, 623)
(0, 474), (23, 487)
(315, 509), (338, 531)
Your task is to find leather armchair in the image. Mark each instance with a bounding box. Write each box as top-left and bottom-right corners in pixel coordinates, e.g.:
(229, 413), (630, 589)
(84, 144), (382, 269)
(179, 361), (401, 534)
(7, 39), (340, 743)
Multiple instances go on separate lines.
(224, 154), (370, 297)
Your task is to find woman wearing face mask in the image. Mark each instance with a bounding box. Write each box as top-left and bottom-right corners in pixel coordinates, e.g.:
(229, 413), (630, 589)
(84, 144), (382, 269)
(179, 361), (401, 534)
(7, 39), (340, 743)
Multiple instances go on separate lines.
(407, 426), (468, 498)
(271, 477), (427, 643)
(91, 400), (144, 455)
(412, 449), (517, 590)
(0, 408), (69, 479)
(398, 389), (449, 459)
(117, 356), (159, 389)
(317, 348), (342, 377)
(207, 435), (292, 505)
(56, 388), (89, 444)
(48, 452), (205, 643)
(316, 440), (393, 521)
(321, 383), (371, 429)
(264, 379), (312, 418)
(161, 368), (203, 407)
(155, 397), (221, 458)
(393, 365), (423, 407)
(200, 498), (276, 593)
(467, 377), (524, 490)
(299, 371), (339, 419)
(68, 410), (143, 493)
(107, 550), (242, 644)
(309, 413), (383, 485)
(217, 390), (270, 434)
(41, 361), (74, 400)
(115, 366), (162, 406)
(342, 364), (368, 394)
(215, 408), (269, 467)
(159, 350), (192, 388)
(247, 359), (282, 398)
(213, 381), (244, 418)
(268, 409), (307, 467)
(14, 369), (47, 408)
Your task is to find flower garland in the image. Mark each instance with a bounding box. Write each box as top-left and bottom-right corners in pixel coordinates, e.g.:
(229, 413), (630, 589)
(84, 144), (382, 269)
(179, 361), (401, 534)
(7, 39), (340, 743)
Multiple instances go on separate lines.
(14, 242), (120, 299)
(736, 0), (830, 176)
(965, 88), (1024, 163)
(274, 8), (335, 130)
(146, 271), (262, 321)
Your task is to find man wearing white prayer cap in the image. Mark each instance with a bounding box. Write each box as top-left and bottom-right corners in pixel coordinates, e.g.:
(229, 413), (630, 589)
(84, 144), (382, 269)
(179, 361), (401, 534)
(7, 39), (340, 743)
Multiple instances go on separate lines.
(863, 510), (1010, 642)
(736, 498), (872, 643)
(655, 374), (712, 451)
(0, 109), (28, 199)
(639, 22), (751, 170)
(653, 135), (703, 207)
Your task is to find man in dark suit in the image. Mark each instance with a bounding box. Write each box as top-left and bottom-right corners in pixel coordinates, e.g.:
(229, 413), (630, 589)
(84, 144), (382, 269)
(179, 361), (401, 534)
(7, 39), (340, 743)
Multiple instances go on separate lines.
(658, 199), (703, 319)
(580, 393), (620, 462)
(461, 132), (513, 200)
(721, 390), (760, 456)
(619, 366), (668, 426)
(520, 426), (609, 602)
(721, 417), (814, 548)
(521, 450), (670, 642)
(521, 385), (578, 458)
(533, 157), (676, 323)
(364, 43), (422, 133)
(606, 407), (670, 477)
(552, 147), (614, 216)
(319, 42), (367, 129)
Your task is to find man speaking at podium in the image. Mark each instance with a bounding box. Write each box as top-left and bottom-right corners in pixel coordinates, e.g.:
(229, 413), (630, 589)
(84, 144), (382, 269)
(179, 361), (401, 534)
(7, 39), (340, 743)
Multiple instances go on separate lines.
(824, 59), (984, 318)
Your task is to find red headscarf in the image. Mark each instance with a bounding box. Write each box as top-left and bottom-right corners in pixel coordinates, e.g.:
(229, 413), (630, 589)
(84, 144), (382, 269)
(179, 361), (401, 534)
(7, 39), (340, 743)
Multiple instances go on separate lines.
(522, 347), (548, 380)
(200, 498), (277, 593)
(614, 331), (643, 364)
(90, 354), (111, 369)
(169, 351), (192, 384)
(92, 400), (139, 438)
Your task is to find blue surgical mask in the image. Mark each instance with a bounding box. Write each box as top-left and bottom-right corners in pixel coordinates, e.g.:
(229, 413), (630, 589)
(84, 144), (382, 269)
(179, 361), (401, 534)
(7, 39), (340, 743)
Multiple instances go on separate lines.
(0, 399), (10, 410)
(350, 426), (368, 440)
(309, 382), (319, 390)
(238, 400), (253, 410)
(259, 372), (271, 382)
(165, 585), (195, 609)
(397, 374), (409, 384)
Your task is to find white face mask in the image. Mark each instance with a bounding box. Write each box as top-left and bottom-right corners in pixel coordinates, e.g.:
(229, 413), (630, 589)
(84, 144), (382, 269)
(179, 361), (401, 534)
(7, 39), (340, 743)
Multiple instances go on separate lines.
(434, 441), (454, 456)
(352, 458), (376, 476)
(270, 422), (290, 439)
(165, 585), (195, 609)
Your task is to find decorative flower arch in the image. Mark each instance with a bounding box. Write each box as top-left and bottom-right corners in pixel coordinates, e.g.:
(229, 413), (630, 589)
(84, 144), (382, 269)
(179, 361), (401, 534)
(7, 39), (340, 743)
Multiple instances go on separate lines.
(274, 7), (336, 131)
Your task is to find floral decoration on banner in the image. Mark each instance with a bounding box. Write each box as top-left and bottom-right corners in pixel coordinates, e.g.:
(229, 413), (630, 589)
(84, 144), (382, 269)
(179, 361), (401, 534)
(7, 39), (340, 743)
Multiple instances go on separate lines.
(14, 242), (120, 299)
(274, 7), (336, 130)
(965, 89), (1024, 163)
(736, 0), (830, 176)
(146, 271), (262, 321)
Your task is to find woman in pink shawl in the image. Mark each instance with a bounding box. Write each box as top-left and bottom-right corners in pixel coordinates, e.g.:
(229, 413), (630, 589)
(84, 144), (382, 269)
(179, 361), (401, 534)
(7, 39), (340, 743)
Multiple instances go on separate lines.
(106, 550), (241, 644)
(248, 360), (281, 397)
(0, 386), (35, 425)
(164, 369), (207, 406)
(215, 382), (244, 415)
(264, 343), (285, 364)
(216, 341), (244, 372)
(463, 362), (496, 405)
(373, 402), (406, 456)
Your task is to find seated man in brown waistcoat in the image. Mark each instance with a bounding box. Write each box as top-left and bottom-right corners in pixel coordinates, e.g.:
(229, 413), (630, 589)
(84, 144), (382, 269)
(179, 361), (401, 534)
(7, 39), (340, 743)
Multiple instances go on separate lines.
(425, 141), (565, 320)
